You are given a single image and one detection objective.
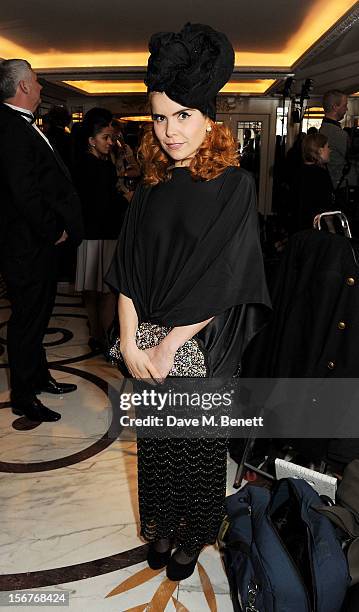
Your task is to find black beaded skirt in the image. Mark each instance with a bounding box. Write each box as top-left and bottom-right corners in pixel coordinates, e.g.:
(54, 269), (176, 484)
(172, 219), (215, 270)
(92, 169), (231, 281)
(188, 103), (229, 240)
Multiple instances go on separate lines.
(128, 322), (232, 556)
(137, 436), (228, 556)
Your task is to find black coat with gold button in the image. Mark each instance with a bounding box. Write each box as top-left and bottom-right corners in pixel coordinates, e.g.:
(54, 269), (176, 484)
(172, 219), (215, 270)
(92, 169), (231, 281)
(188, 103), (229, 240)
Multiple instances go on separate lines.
(244, 229), (359, 377)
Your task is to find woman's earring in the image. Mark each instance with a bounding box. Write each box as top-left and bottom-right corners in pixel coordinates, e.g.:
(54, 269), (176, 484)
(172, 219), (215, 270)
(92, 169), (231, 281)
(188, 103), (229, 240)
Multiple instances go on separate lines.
(206, 126), (212, 132)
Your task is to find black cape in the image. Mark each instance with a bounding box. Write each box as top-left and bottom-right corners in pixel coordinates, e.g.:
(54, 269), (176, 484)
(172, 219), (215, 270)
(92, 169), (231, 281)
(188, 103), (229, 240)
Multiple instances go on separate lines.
(106, 166), (271, 375)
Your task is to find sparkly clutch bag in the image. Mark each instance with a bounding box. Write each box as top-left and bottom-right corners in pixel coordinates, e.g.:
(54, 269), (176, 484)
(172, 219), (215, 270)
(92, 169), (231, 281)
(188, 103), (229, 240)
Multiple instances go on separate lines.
(108, 322), (208, 377)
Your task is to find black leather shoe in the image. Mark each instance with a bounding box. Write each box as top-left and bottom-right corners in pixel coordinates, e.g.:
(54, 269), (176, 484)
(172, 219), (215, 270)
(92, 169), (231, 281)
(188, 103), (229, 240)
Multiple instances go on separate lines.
(166, 549), (200, 581)
(147, 540), (173, 570)
(12, 398), (61, 422)
(88, 337), (103, 352)
(35, 377), (77, 395)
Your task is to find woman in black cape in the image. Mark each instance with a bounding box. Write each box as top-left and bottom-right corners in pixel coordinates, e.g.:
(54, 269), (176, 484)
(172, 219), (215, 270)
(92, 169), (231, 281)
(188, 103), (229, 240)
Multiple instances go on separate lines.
(106, 23), (270, 581)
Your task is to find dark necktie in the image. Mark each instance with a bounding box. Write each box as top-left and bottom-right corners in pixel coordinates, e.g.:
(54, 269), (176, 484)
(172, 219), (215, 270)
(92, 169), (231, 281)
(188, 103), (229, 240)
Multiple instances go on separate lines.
(12, 108), (71, 178)
(18, 110), (35, 124)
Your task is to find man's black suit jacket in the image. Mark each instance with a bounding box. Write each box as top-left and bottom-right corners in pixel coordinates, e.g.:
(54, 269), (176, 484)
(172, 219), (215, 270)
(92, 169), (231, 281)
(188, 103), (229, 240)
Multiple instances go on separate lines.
(0, 103), (83, 260)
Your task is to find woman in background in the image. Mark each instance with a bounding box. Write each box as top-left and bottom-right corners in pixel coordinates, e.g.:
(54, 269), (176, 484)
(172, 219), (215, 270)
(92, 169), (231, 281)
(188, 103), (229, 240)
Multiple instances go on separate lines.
(75, 109), (128, 352)
(290, 132), (333, 232)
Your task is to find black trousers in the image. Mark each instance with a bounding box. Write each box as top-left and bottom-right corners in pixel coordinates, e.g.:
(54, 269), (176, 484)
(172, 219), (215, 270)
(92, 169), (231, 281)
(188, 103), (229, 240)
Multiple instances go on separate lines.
(1, 245), (58, 405)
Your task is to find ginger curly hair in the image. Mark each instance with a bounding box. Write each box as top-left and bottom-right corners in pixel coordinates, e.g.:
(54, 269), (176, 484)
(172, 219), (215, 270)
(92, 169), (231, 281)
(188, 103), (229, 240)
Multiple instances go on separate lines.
(138, 119), (240, 186)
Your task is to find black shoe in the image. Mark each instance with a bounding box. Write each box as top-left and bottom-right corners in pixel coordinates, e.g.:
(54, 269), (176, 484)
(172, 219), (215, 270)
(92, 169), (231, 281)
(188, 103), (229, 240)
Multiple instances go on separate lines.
(35, 376), (77, 395)
(12, 398), (61, 422)
(88, 337), (103, 352)
(147, 540), (173, 570)
(166, 549), (200, 581)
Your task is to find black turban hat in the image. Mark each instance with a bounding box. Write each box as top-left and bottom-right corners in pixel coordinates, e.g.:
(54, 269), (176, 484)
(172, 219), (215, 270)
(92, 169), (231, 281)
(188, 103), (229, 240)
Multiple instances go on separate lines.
(145, 22), (234, 120)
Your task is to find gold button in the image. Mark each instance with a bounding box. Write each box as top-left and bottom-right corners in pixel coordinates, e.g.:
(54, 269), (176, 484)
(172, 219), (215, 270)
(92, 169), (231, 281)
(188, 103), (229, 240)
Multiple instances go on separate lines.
(328, 361), (335, 369)
(346, 277), (355, 286)
(338, 321), (346, 330)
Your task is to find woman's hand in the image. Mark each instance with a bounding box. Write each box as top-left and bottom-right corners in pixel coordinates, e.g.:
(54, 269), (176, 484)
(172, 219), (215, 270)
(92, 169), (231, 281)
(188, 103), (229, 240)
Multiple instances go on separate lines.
(121, 342), (162, 383)
(144, 343), (176, 382)
(313, 214), (321, 228)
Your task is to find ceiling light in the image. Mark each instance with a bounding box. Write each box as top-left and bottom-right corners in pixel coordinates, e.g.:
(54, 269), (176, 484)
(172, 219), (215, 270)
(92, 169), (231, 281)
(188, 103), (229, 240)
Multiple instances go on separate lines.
(119, 116), (152, 122)
(63, 79), (276, 95)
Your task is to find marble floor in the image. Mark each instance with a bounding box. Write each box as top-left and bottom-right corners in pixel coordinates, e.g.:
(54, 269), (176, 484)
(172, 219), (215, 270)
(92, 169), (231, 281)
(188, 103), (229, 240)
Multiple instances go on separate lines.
(0, 284), (239, 612)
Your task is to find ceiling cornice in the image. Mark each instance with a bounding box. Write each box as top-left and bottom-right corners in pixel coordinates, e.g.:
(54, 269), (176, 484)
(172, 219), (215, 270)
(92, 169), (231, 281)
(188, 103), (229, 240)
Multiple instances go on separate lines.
(267, 2), (359, 95)
(292, 1), (359, 70)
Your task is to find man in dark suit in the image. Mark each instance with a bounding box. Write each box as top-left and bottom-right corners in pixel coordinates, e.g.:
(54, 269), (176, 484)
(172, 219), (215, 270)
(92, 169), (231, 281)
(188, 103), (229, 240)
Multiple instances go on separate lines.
(0, 59), (84, 422)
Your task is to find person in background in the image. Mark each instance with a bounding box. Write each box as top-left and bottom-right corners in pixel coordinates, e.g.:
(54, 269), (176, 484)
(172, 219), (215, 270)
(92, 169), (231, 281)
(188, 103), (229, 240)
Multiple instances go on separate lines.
(290, 132), (333, 232)
(74, 109), (129, 352)
(285, 131), (306, 187)
(42, 106), (78, 281)
(41, 112), (51, 136)
(0, 59), (83, 423)
(45, 105), (72, 168)
(240, 127), (255, 172)
(345, 123), (359, 195)
(71, 107), (113, 169)
(111, 120), (141, 200)
(320, 90), (351, 191)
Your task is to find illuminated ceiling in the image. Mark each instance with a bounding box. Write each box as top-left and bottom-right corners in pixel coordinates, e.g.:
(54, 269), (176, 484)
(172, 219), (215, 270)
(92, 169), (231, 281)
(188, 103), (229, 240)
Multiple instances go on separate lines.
(0, 0), (356, 68)
(0, 0), (358, 95)
(64, 80), (276, 95)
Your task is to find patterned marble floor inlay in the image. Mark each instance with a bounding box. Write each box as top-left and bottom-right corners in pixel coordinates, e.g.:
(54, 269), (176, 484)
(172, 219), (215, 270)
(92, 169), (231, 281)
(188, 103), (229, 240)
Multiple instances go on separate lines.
(0, 286), (235, 611)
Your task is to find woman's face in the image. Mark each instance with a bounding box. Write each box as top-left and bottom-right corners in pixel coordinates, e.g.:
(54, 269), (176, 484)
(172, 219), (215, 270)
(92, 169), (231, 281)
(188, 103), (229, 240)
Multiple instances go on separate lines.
(151, 92), (210, 166)
(89, 125), (114, 157)
(319, 142), (330, 163)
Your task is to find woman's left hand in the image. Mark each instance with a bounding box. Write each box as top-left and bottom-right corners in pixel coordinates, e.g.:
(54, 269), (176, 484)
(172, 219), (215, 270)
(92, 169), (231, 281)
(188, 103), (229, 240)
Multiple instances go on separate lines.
(144, 344), (175, 382)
